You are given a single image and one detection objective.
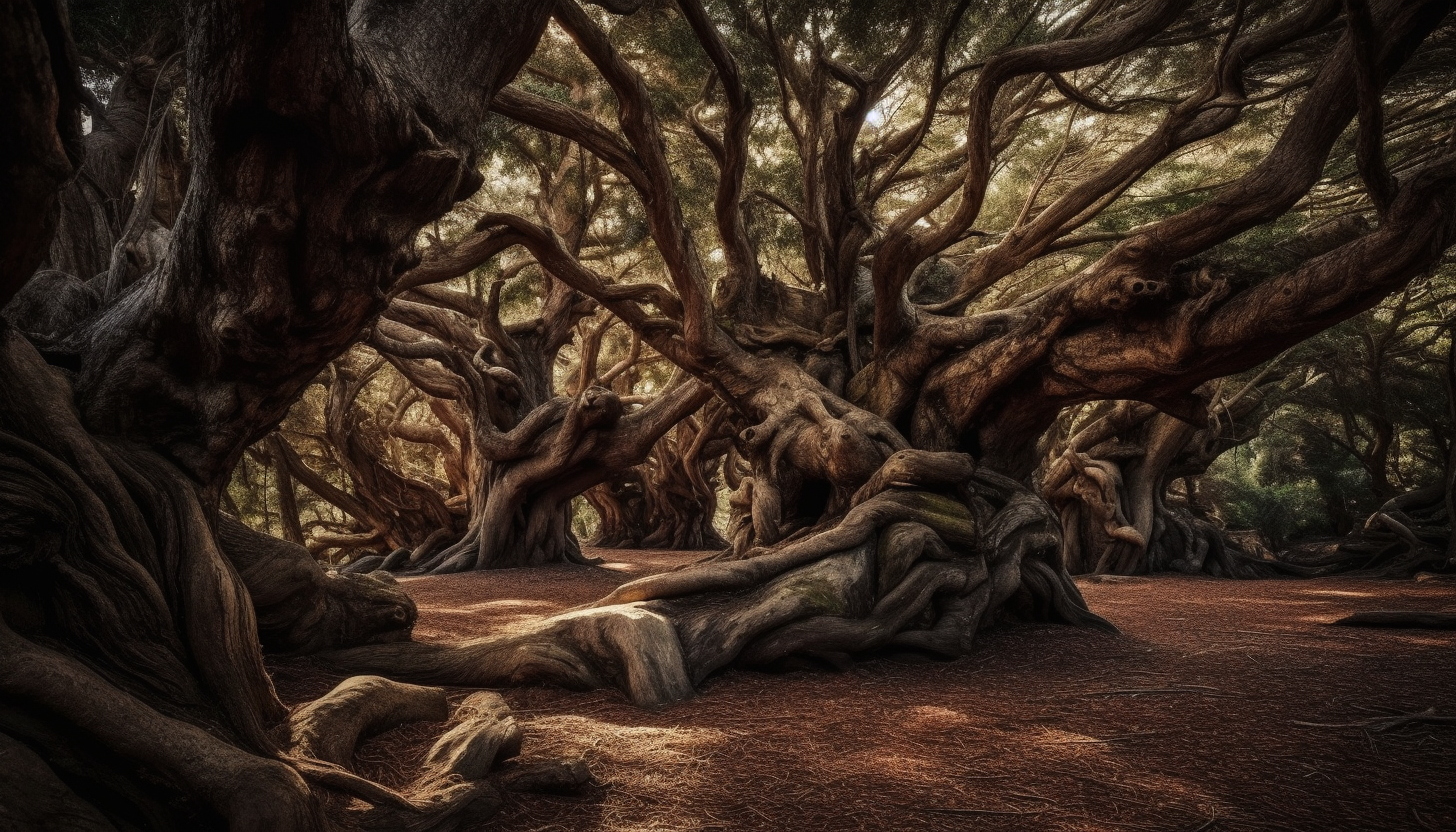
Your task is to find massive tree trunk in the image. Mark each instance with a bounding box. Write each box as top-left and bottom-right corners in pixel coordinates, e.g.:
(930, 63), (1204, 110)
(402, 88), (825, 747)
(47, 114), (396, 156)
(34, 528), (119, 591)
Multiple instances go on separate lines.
(401, 375), (712, 572)
(1, 0), (567, 827)
(4, 0), (1456, 828)
(414, 0), (1455, 699)
(324, 449), (1112, 708)
(323, 0), (1120, 694)
(587, 403), (730, 551)
(365, 270), (713, 572)
(1043, 374), (1295, 577)
(1281, 335), (1456, 577)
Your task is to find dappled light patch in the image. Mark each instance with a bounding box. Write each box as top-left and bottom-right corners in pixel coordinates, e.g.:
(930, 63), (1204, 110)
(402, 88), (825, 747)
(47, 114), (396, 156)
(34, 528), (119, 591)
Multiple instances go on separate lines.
(904, 704), (972, 729)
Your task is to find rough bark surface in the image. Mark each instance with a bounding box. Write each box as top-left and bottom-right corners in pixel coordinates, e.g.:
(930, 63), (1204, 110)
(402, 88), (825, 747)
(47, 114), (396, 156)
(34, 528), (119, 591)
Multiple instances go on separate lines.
(1, 0), (561, 828)
(587, 404), (730, 550)
(1042, 378), (1293, 577)
(323, 449), (1113, 707)
(4, 0), (1456, 828)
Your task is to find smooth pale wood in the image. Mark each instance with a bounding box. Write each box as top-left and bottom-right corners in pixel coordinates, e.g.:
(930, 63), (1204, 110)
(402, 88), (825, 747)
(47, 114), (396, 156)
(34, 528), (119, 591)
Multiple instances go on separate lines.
(289, 676), (450, 766)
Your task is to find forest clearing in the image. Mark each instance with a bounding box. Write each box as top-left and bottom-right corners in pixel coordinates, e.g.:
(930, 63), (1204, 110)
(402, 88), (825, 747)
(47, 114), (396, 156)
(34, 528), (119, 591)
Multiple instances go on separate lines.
(3, 0), (1455, 829)
(267, 552), (1456, 832)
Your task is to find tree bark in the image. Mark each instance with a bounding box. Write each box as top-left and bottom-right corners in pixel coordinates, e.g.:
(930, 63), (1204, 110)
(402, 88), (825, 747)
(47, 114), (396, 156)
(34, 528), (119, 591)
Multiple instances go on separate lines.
(587, 405), (730, 550)
(1, 0), (559, 827)
(5, 0), (1456, 827)
(1042, 395), (1276, 577)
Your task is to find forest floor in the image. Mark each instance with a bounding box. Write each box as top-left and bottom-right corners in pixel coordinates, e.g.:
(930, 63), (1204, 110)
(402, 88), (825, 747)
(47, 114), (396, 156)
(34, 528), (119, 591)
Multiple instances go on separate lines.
(270, 550), (1456, 832)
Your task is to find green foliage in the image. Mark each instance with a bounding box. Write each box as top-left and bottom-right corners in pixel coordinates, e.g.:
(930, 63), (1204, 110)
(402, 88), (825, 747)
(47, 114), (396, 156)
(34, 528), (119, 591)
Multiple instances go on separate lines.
(1204, 449), (1331, 546)
(1201, 266), (1455, 541)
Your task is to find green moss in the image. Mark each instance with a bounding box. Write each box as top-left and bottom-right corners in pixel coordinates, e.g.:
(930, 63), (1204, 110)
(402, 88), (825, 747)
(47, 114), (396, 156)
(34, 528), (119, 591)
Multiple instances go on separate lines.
(884, 491), (977, 546)
(782, 575), (848, 616)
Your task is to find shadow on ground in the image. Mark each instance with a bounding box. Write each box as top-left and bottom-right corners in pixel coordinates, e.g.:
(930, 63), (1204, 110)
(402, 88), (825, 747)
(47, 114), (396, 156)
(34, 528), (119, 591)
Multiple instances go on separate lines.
(268, 549), (1456, 832)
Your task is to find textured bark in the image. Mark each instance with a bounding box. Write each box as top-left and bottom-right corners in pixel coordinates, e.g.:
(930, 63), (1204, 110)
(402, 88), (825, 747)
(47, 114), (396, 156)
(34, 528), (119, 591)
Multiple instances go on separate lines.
(44, 55), (179, 283)
(267, 434), (307, 545)
(61, 0), (555, 488)
(215, 516), (416, 655)
(324, 449), (1113, 707)
(587, 404), (730, 550)
(1042, 378), (1292, 577)
(0, 0), (558, 828)
(288, 676), (450, 767)
(0, 325), (319, 830)
(0, 0), (81, 308)
(5, 1), (1456, 828)
(406, 378), (712, 571)
(0, 731), (118, 832)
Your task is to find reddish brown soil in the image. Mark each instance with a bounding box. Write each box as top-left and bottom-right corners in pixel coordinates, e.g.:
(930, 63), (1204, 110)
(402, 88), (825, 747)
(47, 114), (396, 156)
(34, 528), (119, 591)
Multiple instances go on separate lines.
(270, 551), (1456, 832)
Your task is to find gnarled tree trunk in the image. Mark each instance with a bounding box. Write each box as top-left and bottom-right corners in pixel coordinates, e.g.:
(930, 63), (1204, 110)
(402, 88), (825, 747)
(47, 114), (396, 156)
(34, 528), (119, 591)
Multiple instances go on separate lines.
(1281, 335), (1456, 577)
(0, 0), (565, 827)
(587, 402), (730, 550)
(5, 0), (1456, 827)
(1042, 375), (1293, 577)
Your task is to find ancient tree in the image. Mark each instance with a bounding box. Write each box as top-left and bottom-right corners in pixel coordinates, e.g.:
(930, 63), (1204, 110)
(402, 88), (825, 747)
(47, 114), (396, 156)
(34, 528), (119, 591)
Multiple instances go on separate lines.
(324, 0), (1456, 698)
(244, 120), (722, 570)
(1243, 276), (1456, 574)
(3, 0), (1456, 829)
(586, 400), (732, 550)
(0, 0), (588, 827)
(1042, 368), (1303, 576)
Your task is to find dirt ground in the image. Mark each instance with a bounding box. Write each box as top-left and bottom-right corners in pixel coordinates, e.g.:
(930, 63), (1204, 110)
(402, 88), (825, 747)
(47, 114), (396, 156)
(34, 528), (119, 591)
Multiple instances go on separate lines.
(270, 549), (1456, 832)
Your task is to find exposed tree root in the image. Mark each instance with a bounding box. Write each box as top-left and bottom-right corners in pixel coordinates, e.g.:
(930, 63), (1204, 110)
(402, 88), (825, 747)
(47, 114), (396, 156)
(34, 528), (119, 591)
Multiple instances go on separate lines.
(320, 604), (696, 708)
(217, 516), (417, 654)
(288, 676), (451, 766)
(0, 326), (584, 830)
(1278, 485), (1455, 578)
(0, 731), (120, 832)
(320, 451), (1113, 706)
(284, 678), (553, 832)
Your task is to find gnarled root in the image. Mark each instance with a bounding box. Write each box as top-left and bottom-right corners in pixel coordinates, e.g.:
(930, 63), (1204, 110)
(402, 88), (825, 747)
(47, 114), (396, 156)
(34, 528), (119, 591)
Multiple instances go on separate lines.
(0, 327), (581, 830)
(287, 676), (584, 832)
(407, 495), (596, 574)
(1281, 485), (1454, 577)
(1045, 447), (1271, 578)
(321, 450), (1113, 706)
(289, 676), (450, 766)
(217, 516), (417, 654)
(0, 731), (119, 832)
(320, 604), (695, 707)
(0, 614), (325, 832)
